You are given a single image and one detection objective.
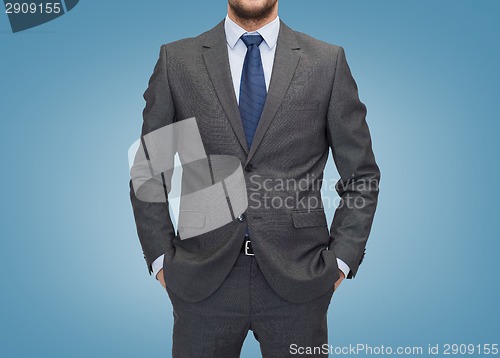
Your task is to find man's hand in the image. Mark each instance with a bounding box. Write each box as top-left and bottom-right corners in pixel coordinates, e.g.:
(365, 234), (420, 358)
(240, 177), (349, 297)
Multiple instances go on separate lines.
(334, 269), (345, 290)
(156, 268), (166, 289)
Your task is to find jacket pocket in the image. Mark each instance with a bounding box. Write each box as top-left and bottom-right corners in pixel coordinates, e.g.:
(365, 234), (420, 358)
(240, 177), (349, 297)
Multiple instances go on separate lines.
(284, 100), (320, 111)
(291, 209), (327, 228)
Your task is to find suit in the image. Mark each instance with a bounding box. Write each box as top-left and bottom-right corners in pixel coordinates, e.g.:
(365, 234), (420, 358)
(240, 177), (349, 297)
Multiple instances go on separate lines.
(130, 18), (379, 355)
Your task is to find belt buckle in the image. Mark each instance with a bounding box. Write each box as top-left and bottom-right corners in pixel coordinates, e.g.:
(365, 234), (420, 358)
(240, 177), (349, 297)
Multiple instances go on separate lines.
(244, 240), (254, 256)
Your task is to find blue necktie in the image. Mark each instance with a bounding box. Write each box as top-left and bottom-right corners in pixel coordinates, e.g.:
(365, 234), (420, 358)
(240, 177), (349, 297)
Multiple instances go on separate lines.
(239, 35), (266, 239)
(239, 35), (267, 149)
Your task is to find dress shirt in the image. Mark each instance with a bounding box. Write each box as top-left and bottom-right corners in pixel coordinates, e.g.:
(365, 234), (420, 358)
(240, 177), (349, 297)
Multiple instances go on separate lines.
(152, 14), (350, 280)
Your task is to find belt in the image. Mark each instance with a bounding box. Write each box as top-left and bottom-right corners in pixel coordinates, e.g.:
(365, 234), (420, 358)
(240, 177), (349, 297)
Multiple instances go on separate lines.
(241, 236), (254, 256)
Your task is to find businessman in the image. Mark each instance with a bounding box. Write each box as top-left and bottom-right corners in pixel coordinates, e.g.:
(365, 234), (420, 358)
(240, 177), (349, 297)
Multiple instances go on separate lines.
(130, 0), (380, 356)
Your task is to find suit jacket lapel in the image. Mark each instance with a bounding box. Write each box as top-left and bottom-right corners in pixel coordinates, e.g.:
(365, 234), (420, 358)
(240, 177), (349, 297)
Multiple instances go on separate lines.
(202, 20), (249, 154)
(201, 20), (301, 159)
(246, 21), (301, 163)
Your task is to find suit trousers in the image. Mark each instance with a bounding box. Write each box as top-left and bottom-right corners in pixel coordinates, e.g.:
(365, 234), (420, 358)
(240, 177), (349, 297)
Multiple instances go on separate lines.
(165, 250), (335, 357)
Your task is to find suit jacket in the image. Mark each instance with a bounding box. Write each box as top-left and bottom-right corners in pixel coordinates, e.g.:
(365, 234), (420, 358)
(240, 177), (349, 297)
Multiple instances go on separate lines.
(130, 19), (380, 303)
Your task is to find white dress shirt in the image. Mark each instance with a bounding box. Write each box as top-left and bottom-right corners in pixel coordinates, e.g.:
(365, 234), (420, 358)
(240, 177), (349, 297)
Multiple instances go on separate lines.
(152, 15), (350, 280)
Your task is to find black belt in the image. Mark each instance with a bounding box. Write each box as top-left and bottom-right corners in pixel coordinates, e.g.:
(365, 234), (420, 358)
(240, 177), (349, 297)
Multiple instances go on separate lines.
(241, 236), (254, 256)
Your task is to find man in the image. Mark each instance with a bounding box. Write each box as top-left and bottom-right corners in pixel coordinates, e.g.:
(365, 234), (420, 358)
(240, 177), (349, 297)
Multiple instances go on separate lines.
(130, 0), (380, 356)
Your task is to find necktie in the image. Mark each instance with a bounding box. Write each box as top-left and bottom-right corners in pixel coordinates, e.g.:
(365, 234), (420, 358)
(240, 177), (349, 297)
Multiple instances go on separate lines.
(239, 35), (267, 149)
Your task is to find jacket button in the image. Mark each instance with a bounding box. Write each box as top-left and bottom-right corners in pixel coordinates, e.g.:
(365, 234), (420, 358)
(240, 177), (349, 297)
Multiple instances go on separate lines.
(244, 163), (254, 172)
(237, 213), (246, 222)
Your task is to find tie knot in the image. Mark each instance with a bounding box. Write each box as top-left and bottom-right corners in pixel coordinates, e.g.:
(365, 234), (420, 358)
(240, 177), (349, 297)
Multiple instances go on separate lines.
(241, 34), (264, 48)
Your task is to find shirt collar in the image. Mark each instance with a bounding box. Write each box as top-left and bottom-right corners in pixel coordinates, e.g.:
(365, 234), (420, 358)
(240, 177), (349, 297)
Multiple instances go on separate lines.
(224, 14), (280, 50)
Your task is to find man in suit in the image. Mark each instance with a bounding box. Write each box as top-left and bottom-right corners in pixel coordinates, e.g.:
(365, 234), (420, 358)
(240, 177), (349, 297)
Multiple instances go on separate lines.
(130, 0), (380, 356)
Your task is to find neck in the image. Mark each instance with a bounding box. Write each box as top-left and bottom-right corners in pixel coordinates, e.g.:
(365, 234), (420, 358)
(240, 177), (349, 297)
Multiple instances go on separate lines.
(227, 7), (278, 32)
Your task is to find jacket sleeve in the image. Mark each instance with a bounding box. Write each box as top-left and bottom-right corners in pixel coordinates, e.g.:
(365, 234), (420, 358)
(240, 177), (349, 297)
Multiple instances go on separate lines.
(130, 45), (176, 275)
(326, 46), (380, 278)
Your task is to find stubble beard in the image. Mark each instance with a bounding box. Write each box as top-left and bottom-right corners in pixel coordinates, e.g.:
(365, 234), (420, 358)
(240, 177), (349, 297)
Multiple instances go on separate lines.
(228, 0), (278, 22)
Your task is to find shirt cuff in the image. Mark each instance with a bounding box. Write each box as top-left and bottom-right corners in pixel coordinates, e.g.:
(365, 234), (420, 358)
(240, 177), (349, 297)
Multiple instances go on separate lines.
(336, 258), (350, 279)
(152, 255), (164, 279)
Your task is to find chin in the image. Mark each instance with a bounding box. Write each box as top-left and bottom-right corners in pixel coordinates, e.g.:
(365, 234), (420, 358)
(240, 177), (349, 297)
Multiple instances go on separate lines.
(229, 0), (277, 21)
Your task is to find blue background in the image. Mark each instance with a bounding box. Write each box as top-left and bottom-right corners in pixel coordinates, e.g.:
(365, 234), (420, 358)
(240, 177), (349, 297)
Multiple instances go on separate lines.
(1, 1), (499, 357)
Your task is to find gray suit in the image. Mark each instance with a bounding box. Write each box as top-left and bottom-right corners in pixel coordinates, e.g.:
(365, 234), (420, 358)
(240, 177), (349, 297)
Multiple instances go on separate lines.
(131, 19), (379, 308)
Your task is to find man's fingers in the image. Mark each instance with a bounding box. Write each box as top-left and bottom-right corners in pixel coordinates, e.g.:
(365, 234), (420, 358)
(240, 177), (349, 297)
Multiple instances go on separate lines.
(156, 269), (166, 289)
(334, 270), (345, 290)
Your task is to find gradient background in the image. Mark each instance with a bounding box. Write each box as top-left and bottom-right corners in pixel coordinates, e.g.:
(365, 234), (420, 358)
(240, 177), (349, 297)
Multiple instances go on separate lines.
(1, 1), (499, 357)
